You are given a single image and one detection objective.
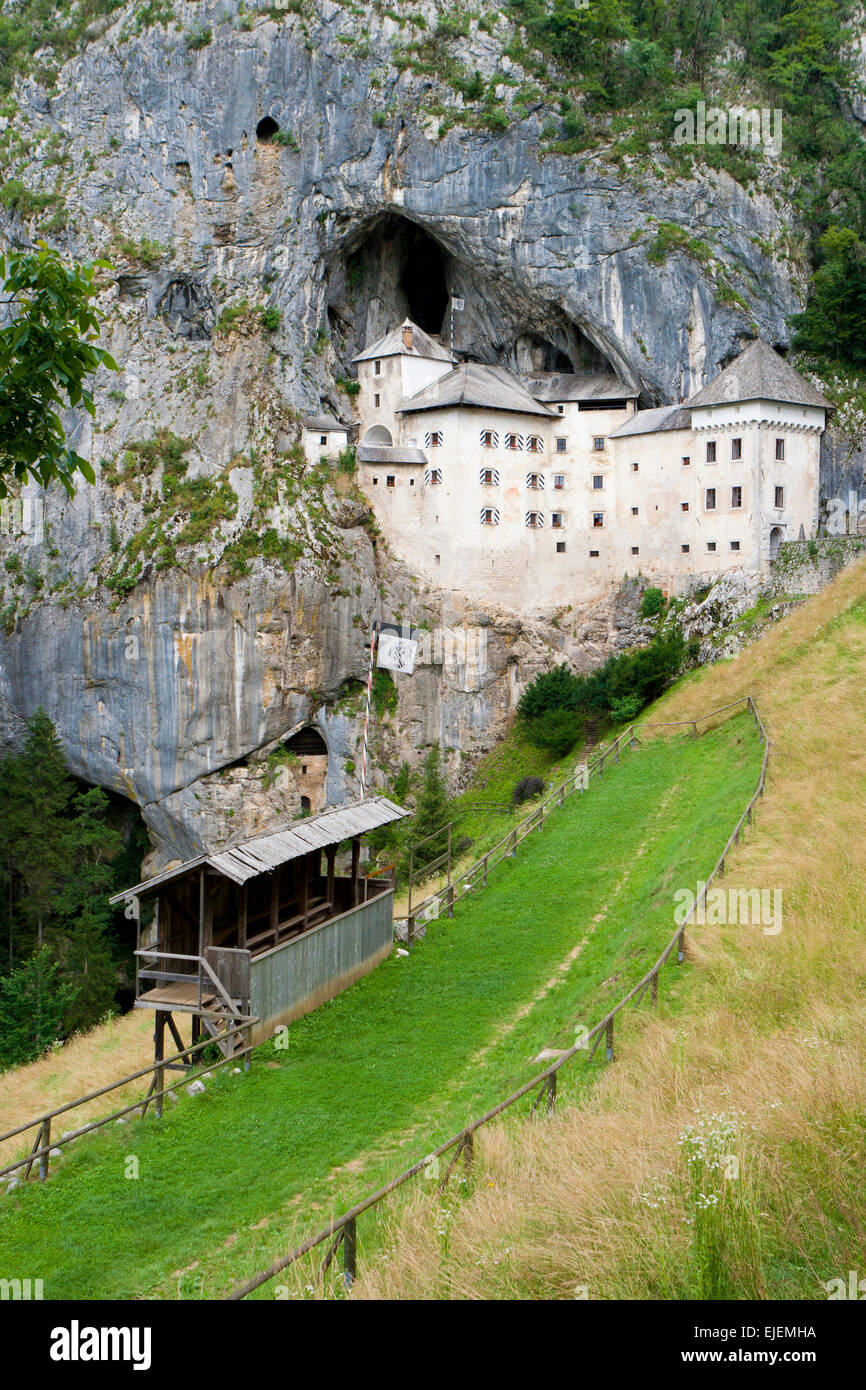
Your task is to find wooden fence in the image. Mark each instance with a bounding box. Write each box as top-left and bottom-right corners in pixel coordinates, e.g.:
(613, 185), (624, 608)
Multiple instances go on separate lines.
(227, 694), (768, 1299)
(0, 1013), (258, 1184)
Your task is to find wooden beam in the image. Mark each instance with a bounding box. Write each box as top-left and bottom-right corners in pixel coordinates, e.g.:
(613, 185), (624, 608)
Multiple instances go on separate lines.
(326, 845), (336, 907)
(198, 869), (205, 958)
(350, 836), (360, 907)
(239, 883), (247, 951)
(270, 873), (279, 939)
(301, 854), (309, 931)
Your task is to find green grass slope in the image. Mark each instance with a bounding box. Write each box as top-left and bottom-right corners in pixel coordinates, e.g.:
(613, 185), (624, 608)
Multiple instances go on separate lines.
(0, 713), (761, 1298)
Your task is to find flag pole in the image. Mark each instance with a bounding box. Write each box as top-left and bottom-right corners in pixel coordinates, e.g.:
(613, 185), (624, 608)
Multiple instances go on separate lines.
(359, 620), (380, 801)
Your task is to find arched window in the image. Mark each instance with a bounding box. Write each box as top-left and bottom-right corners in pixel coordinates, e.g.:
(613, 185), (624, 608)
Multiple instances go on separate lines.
(362, 424), (393, 446)
(769, 525), (783, 559)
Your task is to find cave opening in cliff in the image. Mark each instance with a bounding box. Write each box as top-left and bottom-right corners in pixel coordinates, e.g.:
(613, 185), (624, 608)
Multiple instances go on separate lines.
(256, 115), (281, 143)
(398, 222), (449, 335)
(340, 213), (451, 343)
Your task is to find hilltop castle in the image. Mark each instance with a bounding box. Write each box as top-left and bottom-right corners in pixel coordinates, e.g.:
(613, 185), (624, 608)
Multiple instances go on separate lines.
(306, 321), (829, 612)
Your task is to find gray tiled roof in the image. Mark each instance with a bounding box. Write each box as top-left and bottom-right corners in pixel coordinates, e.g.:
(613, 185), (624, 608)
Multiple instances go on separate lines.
(109, 797), (408, 898)
(608, 404), (692, 438)
(686, 339), (831, 410)
(399, 362), (557, 418)
(524, 372), (639, 403)
(358, 444), (428, 464)
(353, 318), (454, 364)
(303, 414), (348, 432)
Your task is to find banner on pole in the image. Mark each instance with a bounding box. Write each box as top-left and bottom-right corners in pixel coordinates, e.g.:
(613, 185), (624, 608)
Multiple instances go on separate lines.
(377, 623), (419, 675)
(451, 296), (465, 311)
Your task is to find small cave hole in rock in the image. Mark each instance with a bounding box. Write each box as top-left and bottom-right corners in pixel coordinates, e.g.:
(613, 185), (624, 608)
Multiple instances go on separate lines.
(256, 116), (281, 143)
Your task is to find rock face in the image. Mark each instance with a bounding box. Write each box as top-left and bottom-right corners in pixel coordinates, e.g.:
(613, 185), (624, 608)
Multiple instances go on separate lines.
(0, 0), (851, 865)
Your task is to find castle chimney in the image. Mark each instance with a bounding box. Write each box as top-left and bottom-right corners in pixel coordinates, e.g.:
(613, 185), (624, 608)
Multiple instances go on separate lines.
(402, 323), (414, 352)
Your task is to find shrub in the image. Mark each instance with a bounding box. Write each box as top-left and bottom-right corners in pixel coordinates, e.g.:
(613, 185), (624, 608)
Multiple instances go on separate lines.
(640, 586), (666, 618)
(259, 307), (281, 332)
(513, 774), (546, 805)
(526, 708), (584, 757)
(609, 694), (643, 723)
(517, 663), (583, 720)
(186, 25), (211, 49)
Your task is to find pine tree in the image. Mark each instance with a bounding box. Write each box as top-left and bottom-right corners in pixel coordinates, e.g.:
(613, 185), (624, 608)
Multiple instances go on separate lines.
(0, 949), (78, 1071)
(412, 744), (451, 871)
(14, 708), (75, 949)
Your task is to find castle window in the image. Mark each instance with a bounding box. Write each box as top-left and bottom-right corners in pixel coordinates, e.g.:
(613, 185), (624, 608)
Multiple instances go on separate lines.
(775, 486), (784, 508)
(707, 541), (717, 552)
(681, 502), (689, 512)
(505, 433), (523, 450)
(374, 393), (380, 408)
(593, 437), (605, 452)
(480, 507), (500, 526)
(592, 512), (604, 528)
(631, 461), (639, 472)
(555, 437), (567, 453)
(731, 486), (742, 508)
(730, 540), (741, 551)
(631, 546), (639, 555)
(705, 487), (716, 510)
(557, 404), (564, 415)
(706, 441), (717, 462)
(592, 475), (604, 490)
(631, 506), (638, 516)
(525, 472), (544, 490)
(775, 438), (785, 460)
(320, 435), (328, 446)
(372, 476), (378, 485)
(479, 467), (499, 486)
(556, 540), (566, 553)
(525, 511), (544, 528)
(731, 437), (742, 460)
(480, 429), (499, 448)
(553, 473), (565, 489)
(589, 549), (599, 557)
(682, 544), (690, 553)
(551, 512), (563, 529)
(682, 456), (691, 467)
(386, 475), (396, 488)
(526, 435), (544, 453)
(373, 359), (381, 376)
(425, 430), (443, 448)
(423, 467), (442, 486)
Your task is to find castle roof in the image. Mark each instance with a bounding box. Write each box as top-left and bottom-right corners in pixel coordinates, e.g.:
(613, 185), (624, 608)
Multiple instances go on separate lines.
(353, 318), (454, 364)
(358, 444), (428, 464)
(686, 339), (831, 411)
(609, 404), (692, 438)
(399, 362), (557, 418)
(302, 414), (348, 432)
(524, 371), (639, 403)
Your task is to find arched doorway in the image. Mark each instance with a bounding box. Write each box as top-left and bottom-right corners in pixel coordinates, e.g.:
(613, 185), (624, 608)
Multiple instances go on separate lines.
(362, 425), (393, 446)
(769, 526), (783, 560)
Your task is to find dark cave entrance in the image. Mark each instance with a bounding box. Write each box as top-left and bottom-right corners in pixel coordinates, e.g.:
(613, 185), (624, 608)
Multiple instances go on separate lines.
(398, 222), (449, 334)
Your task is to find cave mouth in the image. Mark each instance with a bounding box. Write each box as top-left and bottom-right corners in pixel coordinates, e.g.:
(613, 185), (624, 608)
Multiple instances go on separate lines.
(398, 222), (449, 334)
(256, 115), (281, 142)
(341, 213), (451, 339)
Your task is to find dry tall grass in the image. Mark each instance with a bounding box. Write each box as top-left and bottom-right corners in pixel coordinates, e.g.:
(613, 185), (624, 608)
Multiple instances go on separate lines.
(0, 1009), (191, 1171)
(351, 556), (866, 1300)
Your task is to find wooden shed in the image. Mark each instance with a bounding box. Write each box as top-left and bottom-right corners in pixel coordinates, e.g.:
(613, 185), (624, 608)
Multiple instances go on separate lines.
(110, 797), (407, 1054)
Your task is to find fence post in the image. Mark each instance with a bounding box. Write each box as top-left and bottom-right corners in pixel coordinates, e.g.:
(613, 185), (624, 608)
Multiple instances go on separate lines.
(547, 1071), (557, 1114)
(651, 971), (658, 1006)
(408, 846), (413, 926)
(692, 721), (698, 740)
(605, 1017), (614, 1062)
(463, 1128), (474, 1177)
(408, 911), (416, 947)
(39, 1118), (50, 1181)
(483, 854), (488, 888)
(342, 1217), (357, 1289)
(447, 883), (454, 919)
(510, 828), (517, 858)
(154, 1013), (166, 1120)
(677, 928), (685, 964)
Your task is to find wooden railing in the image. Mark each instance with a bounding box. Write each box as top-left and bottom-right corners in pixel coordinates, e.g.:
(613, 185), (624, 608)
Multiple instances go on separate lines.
(0, 1012), (258, 1184)
(227, 695), (768, 1299)
(403, 724), (637, 941)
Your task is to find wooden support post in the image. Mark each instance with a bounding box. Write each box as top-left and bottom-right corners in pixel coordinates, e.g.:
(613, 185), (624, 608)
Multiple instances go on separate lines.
(326, 845), (336, 909)
(483, 854), (488, 888)
(407, 845), (413, 924)
(154, 1013), (166, 1119)
(342, 1217), (357, 1288)
(447, 822), (452, 893)
(300, 854), (309, 932)
(510, 827), (517, 857)
(269, 872), (279, 942)
(447, 883), (455, 919)
(547, 1071), (557, 1115)
(605, 1017), (614, 1062)
(463, 1128), (474, 1175)
(39, 1118), (50, 1181)
(651, 971), (658, 1006)
(239, 883), (247, 951)
(198, 868), (206, 1010)
(350, 836), (360, 907)
(677, 928), (685, 964)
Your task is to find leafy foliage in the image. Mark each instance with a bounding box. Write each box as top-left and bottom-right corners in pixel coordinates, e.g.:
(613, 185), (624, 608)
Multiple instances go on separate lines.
(791, 227), (866, 366)
(412, 744), (451, 870)
(0, 246), (117, 497)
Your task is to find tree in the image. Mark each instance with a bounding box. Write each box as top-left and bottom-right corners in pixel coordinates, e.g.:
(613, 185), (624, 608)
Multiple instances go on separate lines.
(11, 708), (75, 948)
(412, 744), (451, 870)
(0, 244), (117, 498)
(56, 787), (122, 1032)
(790, 227), (866, 367)
(0, 948), (78, 1071)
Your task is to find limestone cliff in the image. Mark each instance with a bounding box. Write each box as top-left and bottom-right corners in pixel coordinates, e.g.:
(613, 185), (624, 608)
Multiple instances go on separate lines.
(0, 0), (853, 865)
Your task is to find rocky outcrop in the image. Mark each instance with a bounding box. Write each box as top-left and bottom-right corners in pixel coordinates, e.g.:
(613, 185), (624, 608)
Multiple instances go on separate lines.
(0, 0), (846, 865)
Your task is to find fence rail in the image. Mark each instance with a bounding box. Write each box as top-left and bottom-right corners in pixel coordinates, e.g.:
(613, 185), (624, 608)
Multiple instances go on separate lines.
(403, 723), (637, 941)
(0, 1014), (258, 1183)
(227, 694), (767, 1300)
